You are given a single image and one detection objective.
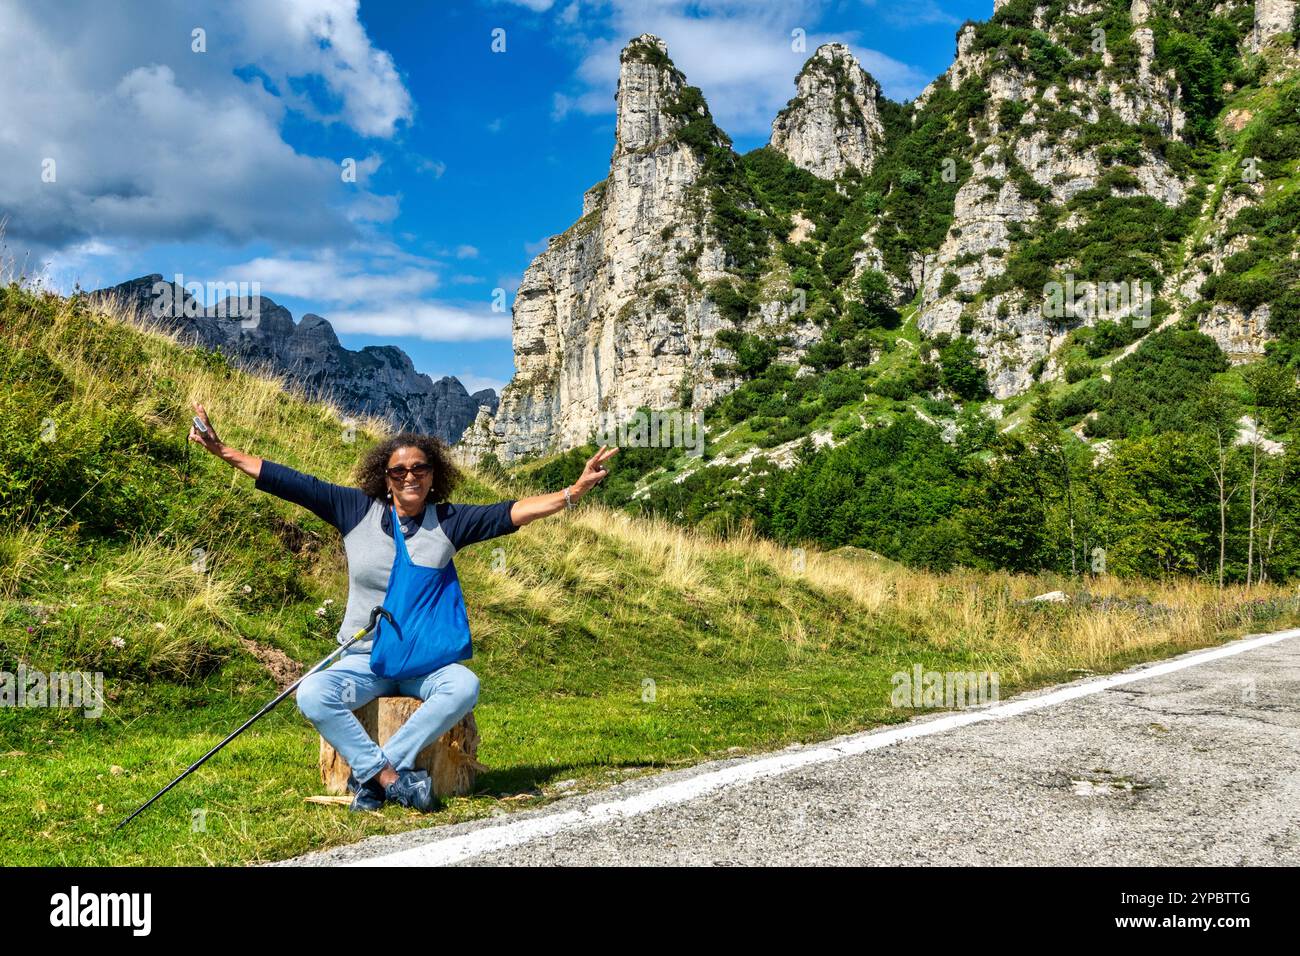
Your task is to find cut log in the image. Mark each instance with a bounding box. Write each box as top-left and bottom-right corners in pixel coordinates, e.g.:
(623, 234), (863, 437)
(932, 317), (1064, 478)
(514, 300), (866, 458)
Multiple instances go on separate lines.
(319, 697), (484, 797)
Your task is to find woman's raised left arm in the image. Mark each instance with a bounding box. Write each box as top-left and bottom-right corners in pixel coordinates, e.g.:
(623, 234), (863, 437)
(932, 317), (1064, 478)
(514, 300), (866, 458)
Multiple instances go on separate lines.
(509, 446), (619, 527)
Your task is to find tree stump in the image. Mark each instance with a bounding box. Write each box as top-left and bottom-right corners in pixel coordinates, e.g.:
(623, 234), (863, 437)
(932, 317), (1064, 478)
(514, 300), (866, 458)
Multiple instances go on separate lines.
(319, 697), (484, 797)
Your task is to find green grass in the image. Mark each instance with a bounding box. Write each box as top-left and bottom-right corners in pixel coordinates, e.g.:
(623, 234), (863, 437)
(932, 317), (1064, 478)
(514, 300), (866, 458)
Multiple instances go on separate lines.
(9, 549), (1294, 865)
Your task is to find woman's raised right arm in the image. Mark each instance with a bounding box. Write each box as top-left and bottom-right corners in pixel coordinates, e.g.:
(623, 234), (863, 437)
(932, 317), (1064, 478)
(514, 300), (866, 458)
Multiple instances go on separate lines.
(189, 402), (371, 533)
(188, 403), (262, 478)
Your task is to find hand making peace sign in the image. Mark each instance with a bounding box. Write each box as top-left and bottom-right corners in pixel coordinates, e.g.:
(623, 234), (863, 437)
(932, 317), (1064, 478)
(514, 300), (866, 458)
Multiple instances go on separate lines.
(572, 445), (619, 497)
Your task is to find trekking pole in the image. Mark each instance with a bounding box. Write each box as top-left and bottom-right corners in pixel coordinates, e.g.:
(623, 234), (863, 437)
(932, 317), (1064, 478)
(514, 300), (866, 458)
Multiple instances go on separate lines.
(115, 605), (395, 832)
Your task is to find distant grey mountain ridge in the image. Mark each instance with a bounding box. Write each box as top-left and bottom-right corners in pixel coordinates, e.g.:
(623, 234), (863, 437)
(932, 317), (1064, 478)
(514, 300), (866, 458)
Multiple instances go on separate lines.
(89, 274), (497, 445)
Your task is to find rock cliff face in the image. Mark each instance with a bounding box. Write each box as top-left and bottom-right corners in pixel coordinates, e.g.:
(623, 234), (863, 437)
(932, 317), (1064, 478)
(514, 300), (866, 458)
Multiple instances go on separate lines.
(464, 36), (740, 461)
(918, 1), (1186, 134)
(769, 43), (886, 180)
(907, 0), (1261, 397)
(470, 2), (1296, 459)
(916, 122), (1190, 396)
(90, 275), (494, 444)
(1251, 0), (1298, 51)
(465, 35), (895, 463)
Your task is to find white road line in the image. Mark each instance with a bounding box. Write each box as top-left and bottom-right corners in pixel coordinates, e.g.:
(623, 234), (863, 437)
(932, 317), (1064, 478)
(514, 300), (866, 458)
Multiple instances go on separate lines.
(343, 627), (1300, 867)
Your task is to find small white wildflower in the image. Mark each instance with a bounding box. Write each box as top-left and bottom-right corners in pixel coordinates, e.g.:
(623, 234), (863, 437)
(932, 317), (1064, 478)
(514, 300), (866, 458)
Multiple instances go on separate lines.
(154, 622), (165, 630)
(63, 563), (71, 571)
(242, 585), (252, 594)
(323, 598), (334, 605)
(111, 636), (126, 649)
(314, 607), (327, 617)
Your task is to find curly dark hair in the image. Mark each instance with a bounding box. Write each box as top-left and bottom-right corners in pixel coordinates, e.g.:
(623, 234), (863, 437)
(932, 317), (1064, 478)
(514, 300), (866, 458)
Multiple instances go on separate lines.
(354, 432), (462, 504)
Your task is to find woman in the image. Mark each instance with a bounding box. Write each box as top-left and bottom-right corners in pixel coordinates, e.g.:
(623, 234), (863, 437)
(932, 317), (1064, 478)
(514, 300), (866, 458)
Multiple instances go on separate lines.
(187, 402), (618, 813)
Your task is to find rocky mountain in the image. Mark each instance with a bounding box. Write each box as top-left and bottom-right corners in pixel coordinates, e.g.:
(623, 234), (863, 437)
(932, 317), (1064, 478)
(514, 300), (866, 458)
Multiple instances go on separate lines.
(89, 275), (496, 444)
(769, 42), (887, 180)
(466, 35), (757, 460)
(467, 2), (1300, 466)
(906, 0), (1295, 397)
(463, 35), (883, 462)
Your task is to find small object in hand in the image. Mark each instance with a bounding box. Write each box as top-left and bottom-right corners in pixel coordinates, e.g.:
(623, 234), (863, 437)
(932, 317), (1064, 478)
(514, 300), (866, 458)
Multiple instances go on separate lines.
(564, 486), (575, 509)
(192, 415), (208, 434)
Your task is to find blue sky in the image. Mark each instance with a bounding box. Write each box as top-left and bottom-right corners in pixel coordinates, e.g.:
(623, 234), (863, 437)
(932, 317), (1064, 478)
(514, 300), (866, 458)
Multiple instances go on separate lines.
(1, 0), (994, 396)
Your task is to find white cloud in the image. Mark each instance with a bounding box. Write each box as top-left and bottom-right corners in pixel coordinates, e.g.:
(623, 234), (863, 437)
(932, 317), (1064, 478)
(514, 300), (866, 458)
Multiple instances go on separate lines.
(330, 301), (512, 341)
(225, 252), (441, 303)
(557, 2), (581, 26)
(552, 89), (608, 120)
(0, 0), (412, 264)
(343, 191), (402, 224)
(455, 245), (480, 259)
(353, 154), (384, 180)
(498, 0), (558, 10)
(414, 156), (448, 178)
(524, 237), (550, 256)
(225, 0), (414, 138)
(216, 250), (511, 342)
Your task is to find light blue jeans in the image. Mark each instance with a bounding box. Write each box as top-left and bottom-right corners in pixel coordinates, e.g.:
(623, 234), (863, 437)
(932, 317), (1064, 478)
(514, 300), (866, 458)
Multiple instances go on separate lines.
(296, 650), (480, 785)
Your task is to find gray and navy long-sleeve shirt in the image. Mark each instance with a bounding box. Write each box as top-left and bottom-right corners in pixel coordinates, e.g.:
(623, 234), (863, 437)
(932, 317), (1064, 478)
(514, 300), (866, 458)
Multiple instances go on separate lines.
(254, 459), (519, 655)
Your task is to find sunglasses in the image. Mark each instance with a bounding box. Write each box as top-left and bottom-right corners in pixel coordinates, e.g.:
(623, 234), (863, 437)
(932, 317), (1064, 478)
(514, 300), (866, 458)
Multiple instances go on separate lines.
(386, 462), (432, 480)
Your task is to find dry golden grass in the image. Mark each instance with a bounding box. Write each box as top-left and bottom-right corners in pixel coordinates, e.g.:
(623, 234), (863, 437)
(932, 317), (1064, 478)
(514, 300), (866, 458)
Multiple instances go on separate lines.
(99, 538), (239, 618)
(0, 525), (58, 599)
(461, 486), (1298, 685)
(573, 506), (718, 597)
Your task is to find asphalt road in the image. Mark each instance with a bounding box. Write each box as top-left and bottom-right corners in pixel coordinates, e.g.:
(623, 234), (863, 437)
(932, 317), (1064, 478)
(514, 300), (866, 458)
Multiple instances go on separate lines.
(285, 628), (1300, 867)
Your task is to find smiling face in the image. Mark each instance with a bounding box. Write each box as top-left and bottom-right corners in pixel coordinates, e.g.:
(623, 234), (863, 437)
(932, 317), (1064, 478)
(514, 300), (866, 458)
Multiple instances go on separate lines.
(385, 445), (434, 516)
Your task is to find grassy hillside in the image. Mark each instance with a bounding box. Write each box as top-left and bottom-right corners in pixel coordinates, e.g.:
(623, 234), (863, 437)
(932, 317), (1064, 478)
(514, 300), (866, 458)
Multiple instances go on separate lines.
(2, 284), (1297, 865)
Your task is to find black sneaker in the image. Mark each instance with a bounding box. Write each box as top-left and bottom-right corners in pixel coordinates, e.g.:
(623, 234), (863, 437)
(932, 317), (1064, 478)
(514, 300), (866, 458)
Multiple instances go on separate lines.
(384, 768), (438, 812)
(348, 772), (386, 812)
